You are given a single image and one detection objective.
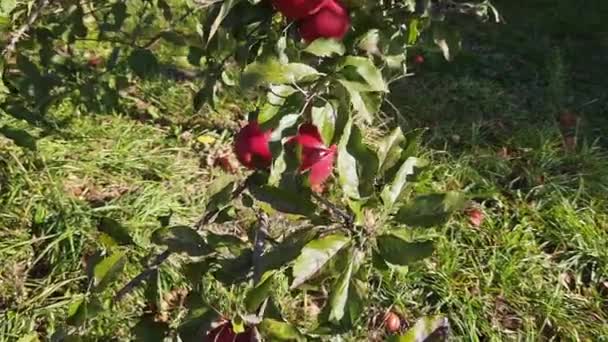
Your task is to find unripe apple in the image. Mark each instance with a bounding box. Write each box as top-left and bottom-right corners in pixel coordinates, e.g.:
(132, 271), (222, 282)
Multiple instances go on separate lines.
(298, 0), (350, 42)
(272, 0), (328, 20)
(234, 121), (272, 170)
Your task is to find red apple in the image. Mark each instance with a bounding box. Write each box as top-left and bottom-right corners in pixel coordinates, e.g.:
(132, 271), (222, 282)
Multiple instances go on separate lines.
(234, 121), (272, 170)
(414, 54), (425, 64)
(289, 123), (337, 192)
(298, 0), (350, 42)
(467, 208), (484, 227)
(272, 0), (328, 20)
(384, 311), (401, 333)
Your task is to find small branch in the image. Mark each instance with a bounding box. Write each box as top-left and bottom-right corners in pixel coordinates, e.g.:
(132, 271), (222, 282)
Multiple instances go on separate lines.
(113, 249), (171, 302)
(2, 0), (54, 59)
(311, 192), (354, 228)
(252, 212), (269, 284)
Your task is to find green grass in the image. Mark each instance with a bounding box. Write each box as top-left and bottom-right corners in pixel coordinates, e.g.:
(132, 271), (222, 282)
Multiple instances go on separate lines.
(2, 1), (608, 341)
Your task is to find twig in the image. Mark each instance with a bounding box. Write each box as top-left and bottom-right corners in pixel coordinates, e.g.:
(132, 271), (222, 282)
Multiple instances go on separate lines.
(311, 192), (354, 227)
(2, 0), (54, 59)
(252, 212), (269, 284)
(113, 249), (171, 302)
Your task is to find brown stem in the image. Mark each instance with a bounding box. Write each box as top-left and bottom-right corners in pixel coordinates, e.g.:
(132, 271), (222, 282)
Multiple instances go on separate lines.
(2, 0), (54, 59)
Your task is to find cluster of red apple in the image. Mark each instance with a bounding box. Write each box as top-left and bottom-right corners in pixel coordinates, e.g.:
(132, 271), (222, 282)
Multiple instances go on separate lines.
(235, 121), (337, 192)
(272, 0), (350, 41)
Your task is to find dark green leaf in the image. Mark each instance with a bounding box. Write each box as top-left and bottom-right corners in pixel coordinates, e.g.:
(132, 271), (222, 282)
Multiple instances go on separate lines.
(248, 184), (316, 217)
(159, 30), (185, 45)
(304, 38), (345, 57)
(16, 54), (40, 80)
(206, 232), (248, 256)
(178, 300), (221, 342)
(97, 217), (134, 245)
(381, 157), (427, 209)
(208, 0), (240, 44)
(205, 175), (235, 215)
(157, 0), (173, 21)
(291, 234), (350, 289)
(67, 297), (103, 326)
(128, 49), (159, 78)
(328, 250), (354, 323)
(387, 316), (450, 342)
(395, 192), (466, 227)
(378, 127), (405, 172)
(213, 249), (253, 284)
(244, 271), (276, 313)
(133, 314), (169, 342)
(0, 102), (44, 125)
(93, 252), (126, 291)
(151, 226), (210, 256)
(377, 235), (433, 266)
(182, 260), (213, 286)
(259, 228), (318, 273)
(259, 319), (306, 341)
(0, 125), (36, 150)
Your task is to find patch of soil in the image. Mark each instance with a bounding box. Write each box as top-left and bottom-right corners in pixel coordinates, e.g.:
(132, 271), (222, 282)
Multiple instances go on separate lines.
(63, 175), (132, 207)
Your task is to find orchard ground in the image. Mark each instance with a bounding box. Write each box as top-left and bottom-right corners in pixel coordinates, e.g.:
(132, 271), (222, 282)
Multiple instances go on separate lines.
(2, 0), (608, 340)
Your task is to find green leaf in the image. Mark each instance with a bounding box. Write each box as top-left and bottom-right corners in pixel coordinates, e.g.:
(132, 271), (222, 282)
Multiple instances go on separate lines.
(357, 29), (381, 55)
(328, 250), (354, 323)
(93, 252), (126, 291)
(381, 157), (427, 209)
(311, 102), (336, 146)
(133, 314), (169, 342)
(291, 234), (350, 289)
(16, 54), (40, 80)
(248, 184), (316, 217)
(157, 0), (173, 21)
(0, 125), (36, 150)
(258, 85), (297, 124)
(259, 228), (318, 273)
(0, 0), (16, 15)
(97, 217), (134, 245)
(378, 127), (405, 172)
(337, 119), (379, 199)
(244, 271), (276, 313)
(259, 319), (306, 341)
(395, 192), (466, 227)
(304, 38), (345, 57)
(387, 316), (450, 342)
(377, 235), (434, 266)
(208, 0), (239, 44)
(213, 249), (253, 284)
(433, 24), (461, 62)
(67, 297), (103, 326)
(151, 226), (210, 256)
(205, 175), (235, 215)
(408, 19), (421, 45)
(16, 333), (39, 342)
(128, 49), (159, 78)
(339, 56), (388, 92)
(339, 84), (381, 123)
(241, 58), (322, 88)
(178, 300), (221, 342)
